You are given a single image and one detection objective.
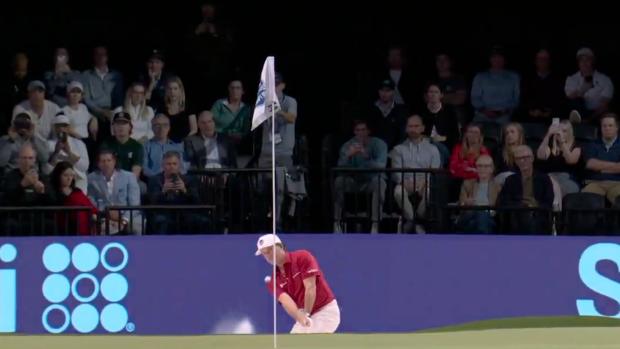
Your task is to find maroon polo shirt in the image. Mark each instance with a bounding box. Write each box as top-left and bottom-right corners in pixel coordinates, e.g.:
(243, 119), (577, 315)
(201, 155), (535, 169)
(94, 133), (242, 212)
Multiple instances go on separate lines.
(266, 250), (335, 314)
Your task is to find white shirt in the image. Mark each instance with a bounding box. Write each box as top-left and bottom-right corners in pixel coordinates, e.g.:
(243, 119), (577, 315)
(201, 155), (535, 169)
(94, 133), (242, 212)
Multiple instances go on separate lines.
(105, 172), (117, 198)
(48, 136), (90, 193)
(113, 105), (155, 142)
(95, 66), (109, 80)
(389, 69), (405, 104)
(62, 104), (92, 139)
(565, 70), (614, 110)
(12, 100), (60, 140)
(203, 135), (221, 168)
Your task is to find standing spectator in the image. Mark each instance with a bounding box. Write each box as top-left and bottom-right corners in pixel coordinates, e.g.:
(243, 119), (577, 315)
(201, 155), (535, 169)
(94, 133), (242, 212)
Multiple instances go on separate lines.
(184, 111), (237, 169)
(581, 113), (620, 204)
(471, 46), (520, 125)
(50, 161), (97, 236)
(536, 120), (581, 198)
(163, 76), (197, 142)
(12, 80), (60, 140)
(47, 113), (90, 193)
(521, 48), (566, 123)
(456, 155), (500, 234)
(143, 114), (186, 178)
(43, 47), (81, 107)
(333, 120), (387, 234)
(2, 52), (33, 131)
(380, 45), (419, 108)
(211, 79), (251, 145)
(367, 79), (409, 148)
(113, 82), (155, 143)
(87, 149), (142, 235)
(419, 83), (460, 165)
(494, 122), (525, 185)
(391, 115), (441, 233)
(141, 50), (171, 113)
(497, 145), (554, 233)
(565, 47), (614, 124)
(434, 52), (468, 127)
(257, 73), (299, 229)
(0, 113), (50, 173)
(449, 124), (490, 180)
(147, 151), (205, 234)
(82, 46), (124, 140)
(100, 112), (144, 180)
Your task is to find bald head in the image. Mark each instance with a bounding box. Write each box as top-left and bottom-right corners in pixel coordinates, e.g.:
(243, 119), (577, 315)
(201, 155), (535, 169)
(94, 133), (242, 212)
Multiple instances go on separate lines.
(18, 143), (37, 172)
(198, 110), (216, 137)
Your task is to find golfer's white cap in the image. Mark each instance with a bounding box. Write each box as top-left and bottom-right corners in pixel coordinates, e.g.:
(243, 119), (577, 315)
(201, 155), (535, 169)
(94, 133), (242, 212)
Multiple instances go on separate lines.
(255, 234), (282, 256)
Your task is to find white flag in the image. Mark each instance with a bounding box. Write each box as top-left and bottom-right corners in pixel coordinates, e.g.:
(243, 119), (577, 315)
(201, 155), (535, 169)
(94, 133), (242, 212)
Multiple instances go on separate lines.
(251, 57), (281, 131)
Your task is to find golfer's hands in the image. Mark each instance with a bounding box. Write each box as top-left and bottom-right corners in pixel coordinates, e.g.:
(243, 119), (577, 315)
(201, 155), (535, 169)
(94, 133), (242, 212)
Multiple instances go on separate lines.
(296, 309), (312, 327)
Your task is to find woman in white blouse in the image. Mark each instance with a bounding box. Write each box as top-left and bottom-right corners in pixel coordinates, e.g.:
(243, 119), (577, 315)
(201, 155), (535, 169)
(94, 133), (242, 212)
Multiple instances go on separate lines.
(114, 82), (154, 143)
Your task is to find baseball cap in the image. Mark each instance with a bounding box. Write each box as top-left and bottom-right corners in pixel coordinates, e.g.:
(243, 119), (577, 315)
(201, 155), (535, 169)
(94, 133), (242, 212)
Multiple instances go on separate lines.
(149, 49), (165, 63)
(275, 72), (284, 84)
(112, 111), (132, 124)
(27, 80), (46, 92)
(53, 112), (70, 125)
(13, 112), (33, 130)
(254, 234), (282, 256)
(67, 80), (84, 93)
(576, 47), (595, 58)
(379, 78), (395, 90)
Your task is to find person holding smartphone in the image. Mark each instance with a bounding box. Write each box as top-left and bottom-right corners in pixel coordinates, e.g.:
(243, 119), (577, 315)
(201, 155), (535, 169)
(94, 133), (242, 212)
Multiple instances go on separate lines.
(565, 47), (614, 124)
(47, 112), (90, 193)
(43, 48), (81, 107)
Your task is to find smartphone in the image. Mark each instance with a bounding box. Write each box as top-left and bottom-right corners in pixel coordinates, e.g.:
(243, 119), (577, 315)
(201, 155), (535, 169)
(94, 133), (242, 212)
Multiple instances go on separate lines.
(59, 131), (68, 142)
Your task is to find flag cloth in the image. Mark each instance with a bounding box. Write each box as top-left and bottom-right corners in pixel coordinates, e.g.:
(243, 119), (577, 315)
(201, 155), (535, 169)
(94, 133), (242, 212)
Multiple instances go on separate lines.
(251, 56), (281, 131)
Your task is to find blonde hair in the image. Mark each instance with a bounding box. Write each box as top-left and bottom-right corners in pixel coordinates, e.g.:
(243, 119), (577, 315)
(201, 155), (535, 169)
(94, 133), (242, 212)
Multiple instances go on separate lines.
(123, 82), (150, 121)
(502, 122), (525, 167)
(164, 76), (186, 111)
(461, 124), (484, 158)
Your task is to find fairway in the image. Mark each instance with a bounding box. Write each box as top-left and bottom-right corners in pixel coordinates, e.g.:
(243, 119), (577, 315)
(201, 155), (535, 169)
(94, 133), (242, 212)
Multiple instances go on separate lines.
(2, 327), (619, 349)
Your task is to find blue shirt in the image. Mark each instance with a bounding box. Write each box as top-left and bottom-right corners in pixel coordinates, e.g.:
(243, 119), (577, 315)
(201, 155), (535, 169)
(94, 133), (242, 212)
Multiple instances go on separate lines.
(337, 137), (388, 181)
(471, 70), (520, 111)
(584, 138), (620, 181)
(143, 139), (187, 177)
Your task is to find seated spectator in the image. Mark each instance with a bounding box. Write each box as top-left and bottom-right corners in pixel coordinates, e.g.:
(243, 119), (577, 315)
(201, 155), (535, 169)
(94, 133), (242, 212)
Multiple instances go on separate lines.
(434, 52), (468, 127)
(2, 52), (32, 131)
(2, 144), (54, 235)
(391, 115), (441, 233)
(43, 47), (81, 107)
(184, 111), (237, 169)
(449, 124), (490, 180)
(367, 78), (409, 148)
(87, 149), (142, 235)
(211, 78), (251, 145)
(163, 76), (197, 142)
(113, 82), (155, 143)
(471, 46), (520, 125)
(50, 161), (97, 235)
(82, 46), (124, 140)
(420, 83), (459, 165)
(536, 120), (581, 199)
(497, 145), (554, 233)
(333, 120), (387, 234)
(582, 113), (620, 204)
(566, 48), (613, 124)
(520, 48), (566, 123)
(494, 122), (525, 185)
(100, 112), (144, 180)
(257, 72), (299, 229)
(47, 113), (89, 193)
(62, 81), (97, 142)
(0, 113), (50, 173)
(12, 80), (60, 140)
(147, 151), (206, 234)
(143, 114), (186, 178)
(141, 49), (171, 113)
(456, 154), (500, 234)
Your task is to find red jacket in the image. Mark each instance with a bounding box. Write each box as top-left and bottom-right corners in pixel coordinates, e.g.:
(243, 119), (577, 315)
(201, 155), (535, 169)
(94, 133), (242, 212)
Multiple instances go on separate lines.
(449, 143), (490, 179)
(58, 189), (98, 235)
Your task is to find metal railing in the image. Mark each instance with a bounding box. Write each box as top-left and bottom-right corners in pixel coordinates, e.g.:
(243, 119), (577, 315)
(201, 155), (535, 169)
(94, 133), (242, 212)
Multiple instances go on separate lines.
(0, 206), (95, 236)
(442, 205), (554, 235)
(103, 205), (216, 235)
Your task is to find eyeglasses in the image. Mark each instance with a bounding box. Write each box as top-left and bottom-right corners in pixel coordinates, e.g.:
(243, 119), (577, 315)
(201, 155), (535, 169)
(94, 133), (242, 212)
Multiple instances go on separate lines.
(515, 155), (533, 161)
(153, 123), (170, 128)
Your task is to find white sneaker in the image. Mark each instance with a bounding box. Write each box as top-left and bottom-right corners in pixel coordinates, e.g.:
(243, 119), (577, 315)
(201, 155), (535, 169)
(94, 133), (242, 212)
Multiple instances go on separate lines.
(569, 110), (582, 124)
(370, 223), (379, 234)
(333, 222), (343, 234)
(415, 224), (426, 234)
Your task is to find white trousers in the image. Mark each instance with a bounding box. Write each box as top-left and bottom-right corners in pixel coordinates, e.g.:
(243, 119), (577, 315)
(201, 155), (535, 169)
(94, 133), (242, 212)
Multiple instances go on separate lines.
(290, 300), (340, 334)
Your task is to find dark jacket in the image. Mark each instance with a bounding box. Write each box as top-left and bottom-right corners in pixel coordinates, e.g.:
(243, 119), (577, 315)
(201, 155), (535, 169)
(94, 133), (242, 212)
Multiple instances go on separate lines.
(497, 171), (554, 209)
(3, 168), (54, 206)
(147, 173), (200, 205)
(183, 132), (237, 169)
(366, 102), (409, 148)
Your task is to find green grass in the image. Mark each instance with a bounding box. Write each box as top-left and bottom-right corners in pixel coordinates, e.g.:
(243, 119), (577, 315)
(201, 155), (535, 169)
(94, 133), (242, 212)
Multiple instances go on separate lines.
(3, 317), (620, 349)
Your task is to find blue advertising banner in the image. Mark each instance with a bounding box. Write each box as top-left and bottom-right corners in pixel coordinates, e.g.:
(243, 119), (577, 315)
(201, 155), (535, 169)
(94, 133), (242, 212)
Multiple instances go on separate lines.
(0, 234), (619, 334)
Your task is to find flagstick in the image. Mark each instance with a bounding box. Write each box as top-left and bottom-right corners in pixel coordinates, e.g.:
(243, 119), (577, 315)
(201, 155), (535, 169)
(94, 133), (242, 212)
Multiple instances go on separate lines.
(271, 99), (277, 349)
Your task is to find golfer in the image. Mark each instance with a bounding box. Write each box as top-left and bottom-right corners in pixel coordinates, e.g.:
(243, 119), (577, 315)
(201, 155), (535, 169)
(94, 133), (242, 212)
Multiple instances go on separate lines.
(255, 234), (340, 333)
